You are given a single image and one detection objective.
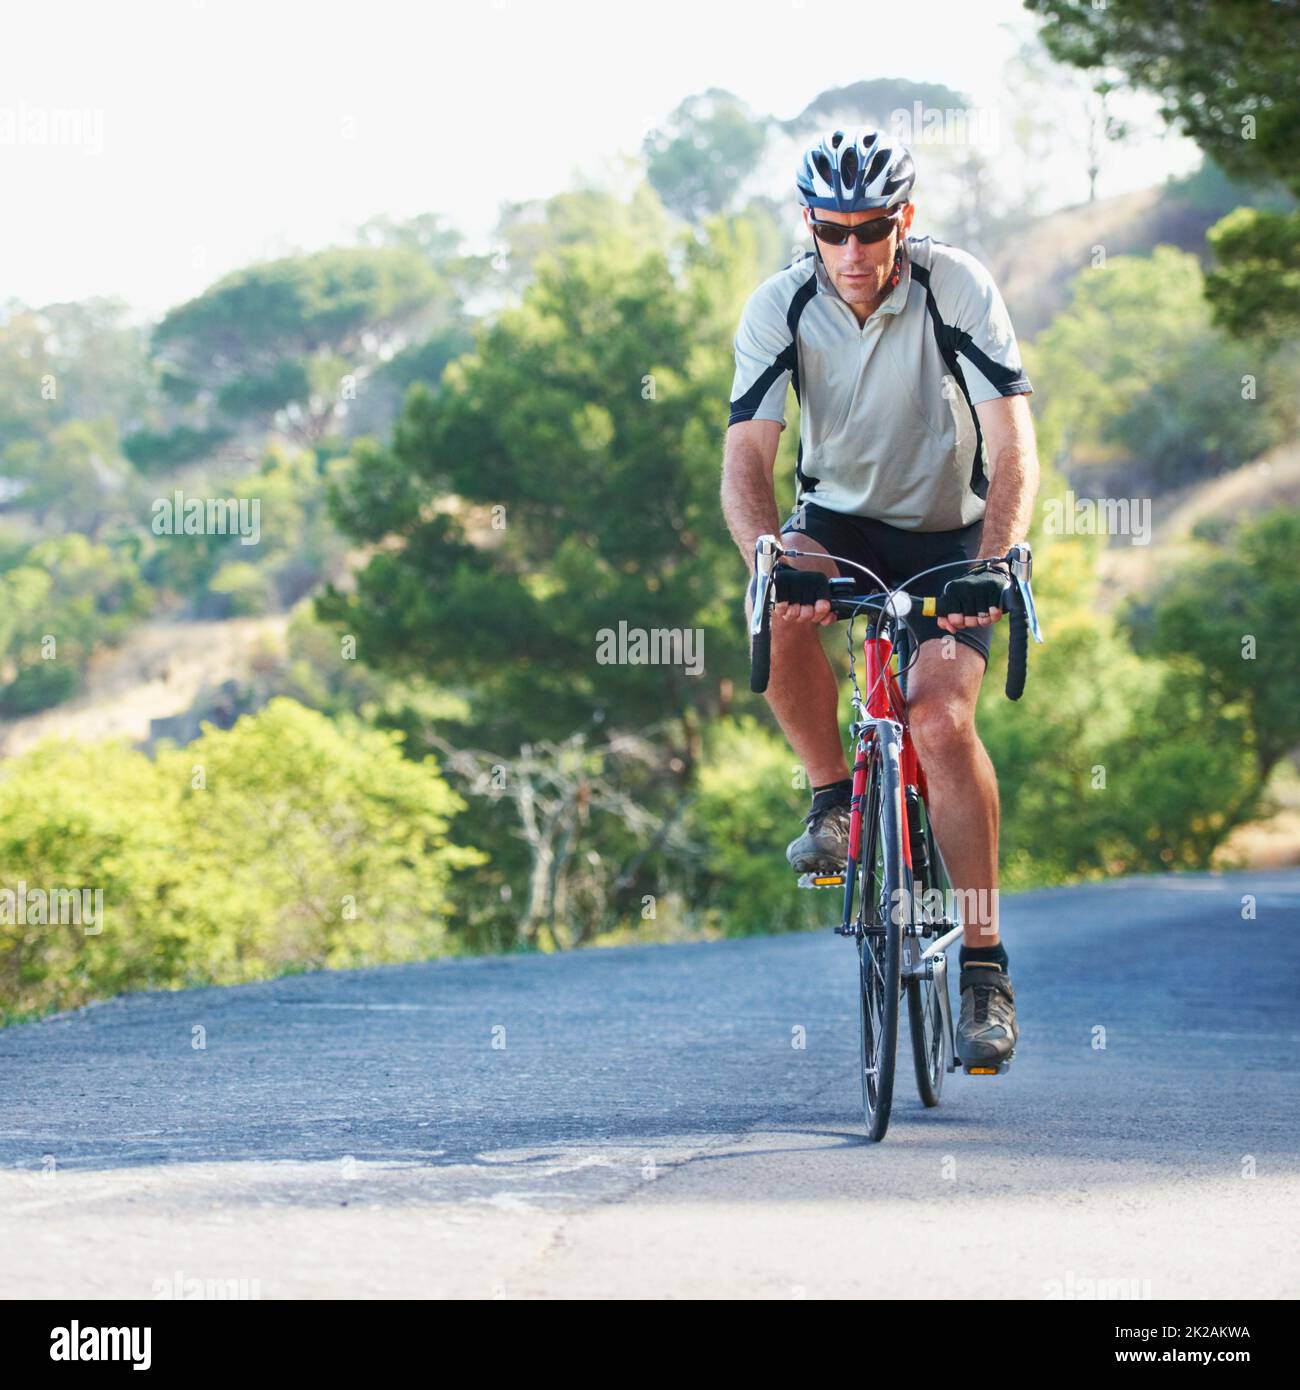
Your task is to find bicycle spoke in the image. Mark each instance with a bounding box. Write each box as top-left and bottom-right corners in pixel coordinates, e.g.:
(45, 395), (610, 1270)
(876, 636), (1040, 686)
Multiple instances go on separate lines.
(866, 951), (886, 993)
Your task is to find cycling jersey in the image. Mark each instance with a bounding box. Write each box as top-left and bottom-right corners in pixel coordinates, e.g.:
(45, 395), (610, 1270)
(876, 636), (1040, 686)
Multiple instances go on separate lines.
(728, 235), (1031, 531)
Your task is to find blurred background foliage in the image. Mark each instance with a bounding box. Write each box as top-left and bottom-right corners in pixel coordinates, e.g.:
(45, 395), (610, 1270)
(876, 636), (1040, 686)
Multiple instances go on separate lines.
(2, 2), (1298, 1019)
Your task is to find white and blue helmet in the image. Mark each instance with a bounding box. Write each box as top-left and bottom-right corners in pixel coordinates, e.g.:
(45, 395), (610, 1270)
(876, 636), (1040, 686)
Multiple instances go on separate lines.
(796, 128), (915, 212)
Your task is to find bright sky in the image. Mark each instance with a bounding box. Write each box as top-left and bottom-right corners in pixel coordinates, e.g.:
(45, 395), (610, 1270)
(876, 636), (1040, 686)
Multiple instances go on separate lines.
(0, 0), (1199, 318)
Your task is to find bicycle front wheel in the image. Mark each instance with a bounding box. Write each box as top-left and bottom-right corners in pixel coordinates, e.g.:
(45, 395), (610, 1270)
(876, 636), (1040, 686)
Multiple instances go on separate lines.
(858, 722), (907, 1143)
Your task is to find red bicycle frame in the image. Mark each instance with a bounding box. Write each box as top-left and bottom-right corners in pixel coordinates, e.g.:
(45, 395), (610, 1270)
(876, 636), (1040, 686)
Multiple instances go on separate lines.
(845, 626), (927, 906)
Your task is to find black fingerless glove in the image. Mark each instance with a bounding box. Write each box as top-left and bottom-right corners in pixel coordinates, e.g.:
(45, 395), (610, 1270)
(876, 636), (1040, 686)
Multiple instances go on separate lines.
(773, 562), (830, 606)
(939, 568), (1011, 617)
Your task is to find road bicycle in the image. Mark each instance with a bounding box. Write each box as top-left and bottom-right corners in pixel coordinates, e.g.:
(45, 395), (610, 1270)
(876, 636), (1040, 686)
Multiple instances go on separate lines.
(749, 535), (1042, 1142)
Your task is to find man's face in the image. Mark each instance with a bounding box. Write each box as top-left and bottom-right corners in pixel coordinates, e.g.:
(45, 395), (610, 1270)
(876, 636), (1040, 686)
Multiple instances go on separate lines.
(803, 203), (915, 310)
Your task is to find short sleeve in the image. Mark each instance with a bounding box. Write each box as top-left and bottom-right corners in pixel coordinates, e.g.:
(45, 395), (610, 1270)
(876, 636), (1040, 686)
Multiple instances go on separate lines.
(938, 251), (1032, 404)
(728, 283), (796, 428)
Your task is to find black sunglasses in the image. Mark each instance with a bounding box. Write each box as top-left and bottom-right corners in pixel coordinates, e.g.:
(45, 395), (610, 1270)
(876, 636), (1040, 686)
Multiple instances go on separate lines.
(809, 211), (902, 246)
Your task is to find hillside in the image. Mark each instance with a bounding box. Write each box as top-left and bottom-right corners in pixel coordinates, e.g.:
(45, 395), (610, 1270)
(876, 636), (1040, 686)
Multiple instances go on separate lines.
(989, 179), (1241, 339)
(1096, 442), (1300, 598)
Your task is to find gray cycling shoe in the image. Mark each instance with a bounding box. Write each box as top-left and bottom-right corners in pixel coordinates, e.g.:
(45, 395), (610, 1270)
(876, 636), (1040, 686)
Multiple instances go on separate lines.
(786, 802), (852, 874)
(956, 964), (1019, 1072)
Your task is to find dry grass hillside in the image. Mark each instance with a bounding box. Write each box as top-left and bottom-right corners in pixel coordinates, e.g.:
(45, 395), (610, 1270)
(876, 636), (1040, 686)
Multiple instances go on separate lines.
(989, 184), (1229, 339)
(0, 616), (289, 759)
(1095, 443), (1300, 599)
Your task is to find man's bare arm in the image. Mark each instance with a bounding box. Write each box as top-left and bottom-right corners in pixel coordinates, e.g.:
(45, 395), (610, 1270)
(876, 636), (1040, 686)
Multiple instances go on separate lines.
(973, 393), (1039, 560)
(723, 419), (835, 627)
(720, 419), (784, 573)
(937, 394), (1040, 634)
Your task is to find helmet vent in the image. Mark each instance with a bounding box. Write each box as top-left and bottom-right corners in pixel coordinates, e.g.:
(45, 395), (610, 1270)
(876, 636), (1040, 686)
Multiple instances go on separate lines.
(796, 127), (914, 210)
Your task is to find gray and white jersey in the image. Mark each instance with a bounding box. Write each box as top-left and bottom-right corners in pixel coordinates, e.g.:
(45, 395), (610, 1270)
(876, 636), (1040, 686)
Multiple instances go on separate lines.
(728, 235), (1031, 532)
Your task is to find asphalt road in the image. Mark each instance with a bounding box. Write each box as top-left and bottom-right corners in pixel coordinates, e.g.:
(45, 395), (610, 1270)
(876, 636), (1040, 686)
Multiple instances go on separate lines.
(2, 871), (1297, 1299)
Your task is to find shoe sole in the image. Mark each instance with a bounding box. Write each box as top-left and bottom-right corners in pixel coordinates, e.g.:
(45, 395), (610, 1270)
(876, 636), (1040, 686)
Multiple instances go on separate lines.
(960, 1051), (1015, 1076)
(787, 844), (850, 871)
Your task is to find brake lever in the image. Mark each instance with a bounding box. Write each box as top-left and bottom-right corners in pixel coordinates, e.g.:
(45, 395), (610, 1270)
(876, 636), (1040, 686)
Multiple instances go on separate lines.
(1005, 542), (1044, 643)
(750, 534), (782, 637)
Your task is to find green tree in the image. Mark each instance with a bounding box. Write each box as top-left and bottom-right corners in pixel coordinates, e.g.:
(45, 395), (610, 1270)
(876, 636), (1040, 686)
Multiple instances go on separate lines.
(2, 418), (129, 533)
(0, 532), (150, 707)
(1205, 207), (1300, 343)
(492, 183), (673, 293)
(1026, 0), (1299, 189)
(782, 78), (971, 136)
(153, 247), (444, 442)
(140, 445), (347, 611)
(121, 424), (231, 474)
(1125, 509), (1300, 782)
(321, 219), (758, 755)
(643, 90), (770, 221)
(1026, 0), (1300, 340)
(0, 298), (152, 453)
(320, 213), (775, 942)
(979, 534), (1261, 884)
(1028, 248), (1290, 488)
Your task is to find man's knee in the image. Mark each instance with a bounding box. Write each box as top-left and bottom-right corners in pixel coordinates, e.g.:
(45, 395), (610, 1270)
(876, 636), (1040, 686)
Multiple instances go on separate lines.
(781, 534), (839, 578)
(908, 693), (976, 763)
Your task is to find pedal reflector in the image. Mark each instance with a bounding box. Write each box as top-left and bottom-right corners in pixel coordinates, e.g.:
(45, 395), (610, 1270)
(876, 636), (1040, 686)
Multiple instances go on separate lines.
(967, 1066), (998, 1075)
(797, 872), (846, 889)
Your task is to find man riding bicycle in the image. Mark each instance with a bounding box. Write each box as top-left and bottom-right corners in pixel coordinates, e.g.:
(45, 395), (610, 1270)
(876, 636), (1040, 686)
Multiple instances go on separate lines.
(720, 128), (1039, 1071)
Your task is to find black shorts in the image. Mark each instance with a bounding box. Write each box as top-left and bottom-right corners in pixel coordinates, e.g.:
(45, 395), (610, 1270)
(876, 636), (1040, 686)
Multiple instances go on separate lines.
(780, 501), (992, 663)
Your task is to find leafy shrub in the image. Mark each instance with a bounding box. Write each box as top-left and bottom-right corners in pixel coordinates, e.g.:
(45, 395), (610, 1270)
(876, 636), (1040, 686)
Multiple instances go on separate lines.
(0, 699), (483, 1020)
(123, 424), (231, 473)
(208, 560), (271, 616)
(0, 662), (79, 717)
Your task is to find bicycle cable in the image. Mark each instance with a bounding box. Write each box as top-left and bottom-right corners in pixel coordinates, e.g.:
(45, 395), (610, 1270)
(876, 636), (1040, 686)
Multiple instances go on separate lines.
(779, 547), (900, 713)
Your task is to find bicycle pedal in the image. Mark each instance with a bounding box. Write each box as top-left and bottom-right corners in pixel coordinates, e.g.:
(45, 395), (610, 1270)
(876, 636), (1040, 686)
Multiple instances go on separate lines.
(961, 1053), (1014, 1076)
(797, 872), (846, 890)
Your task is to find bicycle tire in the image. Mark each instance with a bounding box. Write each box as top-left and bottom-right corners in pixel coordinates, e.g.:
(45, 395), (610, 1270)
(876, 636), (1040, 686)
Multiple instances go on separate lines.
(859, 721), (906, 1143)
(907, 817), (951, 1107)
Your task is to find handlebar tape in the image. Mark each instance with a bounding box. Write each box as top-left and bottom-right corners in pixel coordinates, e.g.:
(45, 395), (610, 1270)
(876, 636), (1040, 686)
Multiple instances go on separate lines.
(1005, 584), (1028, 702)
(750, 613), (771, 694)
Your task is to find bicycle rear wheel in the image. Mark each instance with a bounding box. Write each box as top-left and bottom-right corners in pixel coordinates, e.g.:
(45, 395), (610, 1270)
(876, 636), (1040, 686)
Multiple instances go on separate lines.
(907, 812), (953, 1107)
(858, 721), (907, 1142)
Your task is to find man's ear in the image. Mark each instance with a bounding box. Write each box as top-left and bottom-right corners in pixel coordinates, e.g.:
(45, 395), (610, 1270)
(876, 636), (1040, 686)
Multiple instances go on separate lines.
(901, 202), (916, 235)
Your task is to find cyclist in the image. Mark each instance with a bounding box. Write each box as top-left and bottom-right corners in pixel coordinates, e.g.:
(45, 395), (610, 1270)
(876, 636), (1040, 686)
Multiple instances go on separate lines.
(721, 128), (1038, 1070)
